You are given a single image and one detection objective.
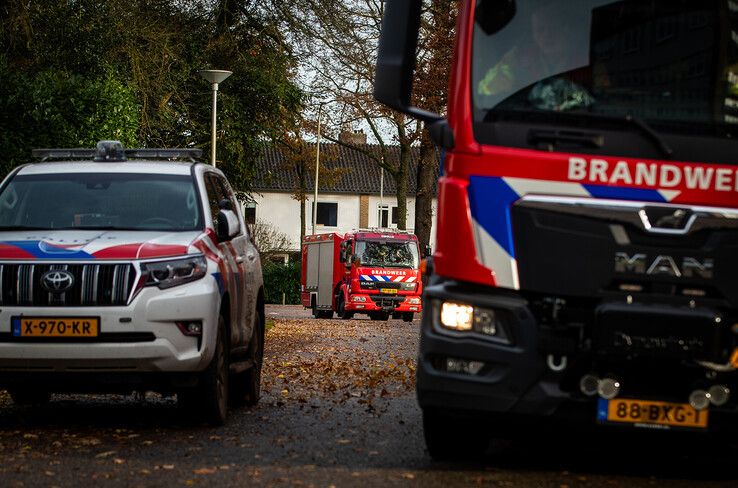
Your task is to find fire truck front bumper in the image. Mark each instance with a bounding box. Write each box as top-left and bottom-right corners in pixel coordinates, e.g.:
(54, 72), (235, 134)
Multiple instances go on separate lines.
(345, 294), (422, 313)
(417, 278), (560, 417)
(417, 278), (738, 435)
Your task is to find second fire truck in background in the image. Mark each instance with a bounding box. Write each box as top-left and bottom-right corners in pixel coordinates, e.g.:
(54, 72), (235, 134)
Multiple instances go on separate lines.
(301, 230), (423, 321)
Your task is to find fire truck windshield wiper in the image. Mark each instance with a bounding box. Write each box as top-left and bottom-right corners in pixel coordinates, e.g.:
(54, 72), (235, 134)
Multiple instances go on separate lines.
(0, 225), (52, 231)
(486, 108), (674, 159)
(577, 112), (674, 159)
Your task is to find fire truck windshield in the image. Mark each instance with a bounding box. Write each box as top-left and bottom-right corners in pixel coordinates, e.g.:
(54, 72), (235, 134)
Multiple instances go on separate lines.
(355, 240), (419, 268)
(473, 0), (738, 137)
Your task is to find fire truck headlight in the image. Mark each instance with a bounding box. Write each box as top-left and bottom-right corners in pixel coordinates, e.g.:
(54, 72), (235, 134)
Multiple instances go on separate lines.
(351, 296), (367, 302)
(440, 302), (474, 331)
(436, 301), (511, 343)
(407, 297), (421, 305)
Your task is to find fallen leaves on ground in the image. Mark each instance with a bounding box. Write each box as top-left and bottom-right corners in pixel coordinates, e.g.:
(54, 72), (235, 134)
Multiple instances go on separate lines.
(262, 318), (417, 410)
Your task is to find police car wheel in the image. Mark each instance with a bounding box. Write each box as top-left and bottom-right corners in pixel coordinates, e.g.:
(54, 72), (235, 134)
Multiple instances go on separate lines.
(179, 315), (229, 426)
(231, 313), (263, 407)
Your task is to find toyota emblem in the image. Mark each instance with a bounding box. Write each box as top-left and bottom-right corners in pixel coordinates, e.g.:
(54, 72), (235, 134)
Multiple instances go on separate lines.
(40, 270), (75, 293)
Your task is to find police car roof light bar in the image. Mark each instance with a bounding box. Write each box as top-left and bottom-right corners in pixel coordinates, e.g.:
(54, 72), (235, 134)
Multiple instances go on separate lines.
(32, 140), (203, 162)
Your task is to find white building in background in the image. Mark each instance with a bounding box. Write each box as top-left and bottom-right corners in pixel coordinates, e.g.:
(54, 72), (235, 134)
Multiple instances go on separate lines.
(248, 132), (438, 262)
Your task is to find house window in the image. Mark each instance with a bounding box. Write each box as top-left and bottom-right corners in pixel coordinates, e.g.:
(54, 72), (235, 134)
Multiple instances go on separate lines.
(378, 205), (389, 227)
(313, 202), (337, 227)
(378, 204), (399, 228)
(244, 201), (256, 225)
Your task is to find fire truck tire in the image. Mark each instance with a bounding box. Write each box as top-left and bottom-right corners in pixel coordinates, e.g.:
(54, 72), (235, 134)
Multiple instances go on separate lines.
(230, 313), (263, 407)
(178, 315), (229, 426)
(337, 294), (354, 319)
(423, 408), (489, 461)
(370, 312), (390, 321)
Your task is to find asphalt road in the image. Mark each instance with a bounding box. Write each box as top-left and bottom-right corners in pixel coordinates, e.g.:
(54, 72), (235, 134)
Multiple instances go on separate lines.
(0, 305), (734, 487)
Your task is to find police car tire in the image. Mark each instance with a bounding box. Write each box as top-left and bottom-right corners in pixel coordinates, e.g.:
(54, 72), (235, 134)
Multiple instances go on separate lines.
(231, 314), (263, 407)
(179, 315), (229, 426)
(10, 388), (51, 406)
(423, 408), (489, 461)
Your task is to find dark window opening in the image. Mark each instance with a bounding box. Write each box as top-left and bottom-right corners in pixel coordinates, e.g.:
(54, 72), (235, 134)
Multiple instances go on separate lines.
(313, 202), (337, 227)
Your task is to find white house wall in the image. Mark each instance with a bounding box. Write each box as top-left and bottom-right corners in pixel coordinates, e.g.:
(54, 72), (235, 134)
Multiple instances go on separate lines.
(250, 191), (437, 253)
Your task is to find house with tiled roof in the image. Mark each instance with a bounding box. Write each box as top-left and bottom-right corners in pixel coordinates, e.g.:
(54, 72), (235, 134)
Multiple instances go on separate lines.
(249, 132), (438, 260)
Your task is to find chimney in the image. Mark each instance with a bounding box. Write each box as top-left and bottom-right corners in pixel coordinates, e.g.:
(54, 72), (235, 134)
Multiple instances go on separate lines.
(339, 130), (367, 145)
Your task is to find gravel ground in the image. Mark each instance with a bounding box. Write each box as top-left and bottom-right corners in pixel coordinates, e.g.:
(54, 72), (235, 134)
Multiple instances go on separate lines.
(0, 305), (734, 487)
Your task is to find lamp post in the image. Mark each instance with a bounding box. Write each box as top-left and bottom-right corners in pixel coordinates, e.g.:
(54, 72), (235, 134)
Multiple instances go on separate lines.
(312, 103), (325, 235)
(199, 69), (232, 167)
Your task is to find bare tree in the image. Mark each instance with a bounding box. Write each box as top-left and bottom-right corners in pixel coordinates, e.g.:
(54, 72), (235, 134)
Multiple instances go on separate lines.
(274, 1), (457, 248)
(250, 218), (293, 259)
(280, 1), (421, 230)
(413, 1), (458, 253)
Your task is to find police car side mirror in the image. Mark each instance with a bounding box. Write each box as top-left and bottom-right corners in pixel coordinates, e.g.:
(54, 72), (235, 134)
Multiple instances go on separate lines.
(217, 209), (240, 241)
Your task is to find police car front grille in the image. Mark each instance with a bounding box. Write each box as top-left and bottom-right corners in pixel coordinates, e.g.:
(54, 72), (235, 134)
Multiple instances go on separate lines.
(0, 263), (136, 307)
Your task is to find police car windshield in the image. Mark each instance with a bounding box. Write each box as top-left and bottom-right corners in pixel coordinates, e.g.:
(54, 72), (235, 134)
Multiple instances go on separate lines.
(355, 240), (419, 268)
(473, 0), (737, 136)
(0, 173), (203, 231)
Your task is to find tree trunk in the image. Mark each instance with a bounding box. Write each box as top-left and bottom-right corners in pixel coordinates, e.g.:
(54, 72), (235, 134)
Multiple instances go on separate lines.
(415, 129), (437, 255)
(395, 143), (410, 230)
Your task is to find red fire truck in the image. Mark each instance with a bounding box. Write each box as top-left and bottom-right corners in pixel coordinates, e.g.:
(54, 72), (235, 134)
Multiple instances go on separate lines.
(301, 230), (423, 321)
(376, 0), (738, 459)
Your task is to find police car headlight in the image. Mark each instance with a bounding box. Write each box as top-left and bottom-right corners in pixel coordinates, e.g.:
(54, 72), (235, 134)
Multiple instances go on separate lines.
(142, 256), (207, 289)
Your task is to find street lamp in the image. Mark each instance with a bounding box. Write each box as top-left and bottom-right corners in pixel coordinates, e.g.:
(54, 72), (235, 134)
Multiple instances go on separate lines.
(199, 69), (232, 167)
(312, 102), (325, 235)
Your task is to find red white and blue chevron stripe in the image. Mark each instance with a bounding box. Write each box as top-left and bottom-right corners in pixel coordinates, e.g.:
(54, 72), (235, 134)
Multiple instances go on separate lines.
(360, 274), (417, 283)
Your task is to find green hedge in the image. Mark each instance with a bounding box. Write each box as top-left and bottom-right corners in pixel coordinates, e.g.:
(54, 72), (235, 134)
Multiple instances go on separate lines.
(262, 261), (301, 304)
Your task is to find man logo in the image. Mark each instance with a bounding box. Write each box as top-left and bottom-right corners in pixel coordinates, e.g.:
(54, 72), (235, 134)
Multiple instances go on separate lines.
(614, 253), (713, 279)
(41, 270), (75, 293)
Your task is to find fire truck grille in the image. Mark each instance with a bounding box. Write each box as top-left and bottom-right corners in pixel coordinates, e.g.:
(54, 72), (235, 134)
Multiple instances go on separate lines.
(0, 263), (137, 307)
(372, 296), (405, 309)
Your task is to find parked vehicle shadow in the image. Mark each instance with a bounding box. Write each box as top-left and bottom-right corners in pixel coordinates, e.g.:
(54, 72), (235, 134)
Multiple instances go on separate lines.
(0, 394), (217, 430)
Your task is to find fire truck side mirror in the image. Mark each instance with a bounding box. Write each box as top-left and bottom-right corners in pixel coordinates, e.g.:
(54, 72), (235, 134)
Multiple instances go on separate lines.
(424, 245), (431, 257)
(475, 0), (517, 36)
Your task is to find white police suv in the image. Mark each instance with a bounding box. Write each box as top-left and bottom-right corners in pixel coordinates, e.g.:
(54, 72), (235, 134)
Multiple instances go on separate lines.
(0, 141), (264, 425)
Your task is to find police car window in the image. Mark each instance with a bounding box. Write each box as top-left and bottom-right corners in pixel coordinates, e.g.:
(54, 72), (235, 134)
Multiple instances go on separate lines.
(214, 175), (238, 215)
(0, 173), (203, 231)
(203, 173), (224, 229)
